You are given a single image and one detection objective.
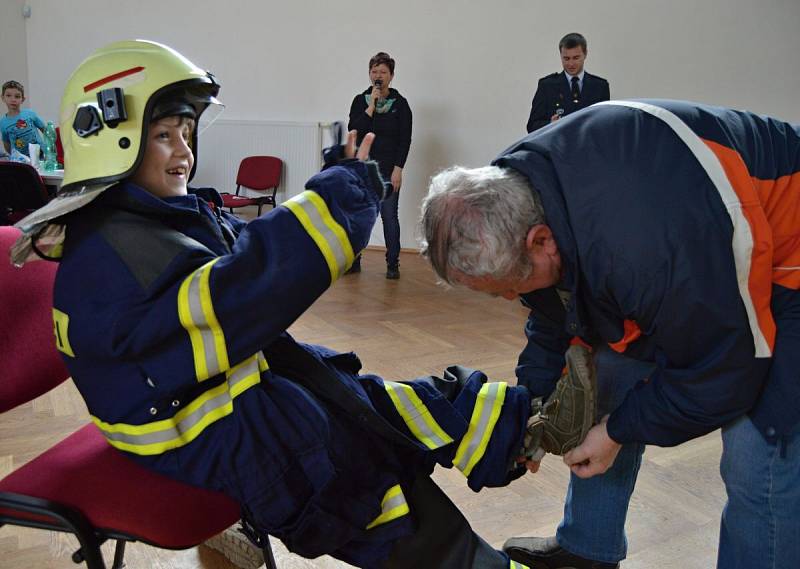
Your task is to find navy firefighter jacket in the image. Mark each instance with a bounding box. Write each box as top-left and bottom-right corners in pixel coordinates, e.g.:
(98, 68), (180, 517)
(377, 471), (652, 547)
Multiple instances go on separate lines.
(52, 161), (531, 567)
(495, 99), (800, 448)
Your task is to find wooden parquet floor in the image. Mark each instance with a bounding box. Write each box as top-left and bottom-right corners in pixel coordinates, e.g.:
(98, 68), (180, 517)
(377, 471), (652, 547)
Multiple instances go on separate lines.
(0, 249), (724, 568)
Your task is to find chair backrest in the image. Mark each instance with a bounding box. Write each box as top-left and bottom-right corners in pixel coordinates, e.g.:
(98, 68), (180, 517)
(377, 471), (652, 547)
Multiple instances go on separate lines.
(0, 227), (69, 412)
(235, 156), (282, 192)
(0, 162), (51, 214)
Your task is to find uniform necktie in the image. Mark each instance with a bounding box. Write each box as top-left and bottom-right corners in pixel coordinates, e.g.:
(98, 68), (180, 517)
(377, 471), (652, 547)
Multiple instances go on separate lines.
(571, 76), (580, 102)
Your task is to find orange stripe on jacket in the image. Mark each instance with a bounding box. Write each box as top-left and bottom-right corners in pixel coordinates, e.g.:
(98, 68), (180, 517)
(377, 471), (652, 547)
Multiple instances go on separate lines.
(702, 139), (776, 350)
(752, 172), (800, 290)
(608, 319), (642, 354)
(560, 337), (592, 374)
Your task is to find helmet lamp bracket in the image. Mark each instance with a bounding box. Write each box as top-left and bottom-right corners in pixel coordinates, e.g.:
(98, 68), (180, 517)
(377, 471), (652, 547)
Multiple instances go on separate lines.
(97, 87), (127, 128)
(73, 105), (103, 138)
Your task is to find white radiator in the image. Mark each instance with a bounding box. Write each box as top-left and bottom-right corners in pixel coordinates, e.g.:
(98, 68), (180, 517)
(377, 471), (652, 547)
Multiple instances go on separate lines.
(194, 119), (325, 203)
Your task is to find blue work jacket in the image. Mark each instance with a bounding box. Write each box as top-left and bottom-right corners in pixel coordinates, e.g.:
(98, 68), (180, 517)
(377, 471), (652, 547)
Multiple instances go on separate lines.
(495, 99), (800, 447)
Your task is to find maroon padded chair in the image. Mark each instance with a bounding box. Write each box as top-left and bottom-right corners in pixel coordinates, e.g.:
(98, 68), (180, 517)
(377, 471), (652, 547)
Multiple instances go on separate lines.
(0, 162), (51, 224)
(0, 227), (278, 569)
(55, 126), (65, 168)
(220, 156), (282, 216)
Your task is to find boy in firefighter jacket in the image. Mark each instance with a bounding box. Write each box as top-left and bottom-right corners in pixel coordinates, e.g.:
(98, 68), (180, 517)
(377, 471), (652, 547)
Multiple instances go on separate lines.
(11, 40), (594, 568)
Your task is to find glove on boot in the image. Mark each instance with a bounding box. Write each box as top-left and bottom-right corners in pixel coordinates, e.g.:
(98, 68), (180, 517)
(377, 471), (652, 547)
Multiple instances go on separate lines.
(521, 344), (596, 459)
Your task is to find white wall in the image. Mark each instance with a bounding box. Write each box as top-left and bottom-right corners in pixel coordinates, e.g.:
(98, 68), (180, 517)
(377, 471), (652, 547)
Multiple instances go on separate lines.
(11, 0), (800, 249)
(0, 0), (29, 105)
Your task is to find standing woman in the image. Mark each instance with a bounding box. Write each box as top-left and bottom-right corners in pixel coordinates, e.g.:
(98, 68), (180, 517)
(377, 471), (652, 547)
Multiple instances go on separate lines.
(348, 52), (412, 279)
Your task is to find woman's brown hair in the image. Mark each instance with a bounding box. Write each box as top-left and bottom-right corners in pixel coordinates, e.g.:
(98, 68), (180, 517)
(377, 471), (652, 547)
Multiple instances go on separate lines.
(368, 52), (395, 74)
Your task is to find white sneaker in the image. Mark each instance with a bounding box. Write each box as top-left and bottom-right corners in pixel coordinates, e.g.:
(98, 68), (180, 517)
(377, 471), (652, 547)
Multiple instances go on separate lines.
(203, 525), (266, 569)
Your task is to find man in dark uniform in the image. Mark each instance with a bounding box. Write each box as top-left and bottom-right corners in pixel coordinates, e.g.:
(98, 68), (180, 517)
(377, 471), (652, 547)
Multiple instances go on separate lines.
(526, 33), (610, 133)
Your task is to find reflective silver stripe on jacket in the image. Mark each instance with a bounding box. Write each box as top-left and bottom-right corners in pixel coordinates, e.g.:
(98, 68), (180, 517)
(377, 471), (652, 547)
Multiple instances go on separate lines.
(282, 190), (355, 282)
(383, 381), (454, 450)
(92, 353), (264, 456)
(365, 484), (410, 529)
(178, 258), (230, 380)
(453, 381), (507, 477)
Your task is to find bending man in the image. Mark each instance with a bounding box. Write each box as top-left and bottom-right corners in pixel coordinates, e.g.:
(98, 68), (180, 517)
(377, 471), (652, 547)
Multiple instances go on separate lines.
(420, 99), (800, 569)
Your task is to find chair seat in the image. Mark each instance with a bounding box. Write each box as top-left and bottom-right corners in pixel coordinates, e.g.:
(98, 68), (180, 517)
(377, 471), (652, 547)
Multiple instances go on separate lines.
(0, 423), (240, 548)
(220, 194), (268, 208)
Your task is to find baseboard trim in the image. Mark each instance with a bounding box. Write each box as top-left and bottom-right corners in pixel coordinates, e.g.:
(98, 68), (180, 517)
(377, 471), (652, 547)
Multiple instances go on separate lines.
(364, 245), (421, 254)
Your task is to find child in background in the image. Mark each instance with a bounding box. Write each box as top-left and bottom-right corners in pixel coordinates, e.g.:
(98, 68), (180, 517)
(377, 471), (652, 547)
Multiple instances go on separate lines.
(1, 80), (45, 156)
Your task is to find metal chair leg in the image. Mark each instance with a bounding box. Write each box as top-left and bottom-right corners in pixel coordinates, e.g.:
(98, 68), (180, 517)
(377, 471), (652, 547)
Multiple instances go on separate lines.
(111, 540), (127, 569)
(262, 536), (278, 569)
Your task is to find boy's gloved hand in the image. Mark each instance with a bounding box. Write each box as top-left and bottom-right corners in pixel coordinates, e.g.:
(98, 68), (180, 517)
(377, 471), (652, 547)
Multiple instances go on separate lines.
(322, 122), (393, 202)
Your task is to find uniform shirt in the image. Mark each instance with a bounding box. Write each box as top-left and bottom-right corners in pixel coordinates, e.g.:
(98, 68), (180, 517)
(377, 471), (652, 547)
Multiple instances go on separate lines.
(564, 70), (585, 92)
(526, 71), (610, 133)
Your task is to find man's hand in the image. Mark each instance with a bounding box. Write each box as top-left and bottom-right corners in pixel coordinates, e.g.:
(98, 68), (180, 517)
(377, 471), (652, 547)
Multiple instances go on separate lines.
(344, 129), (374, 160)
(550, 114), (560, 123)
(513, 455), (542, 474)
(563, 415), (621, 478)
(391, 166), (403, 193)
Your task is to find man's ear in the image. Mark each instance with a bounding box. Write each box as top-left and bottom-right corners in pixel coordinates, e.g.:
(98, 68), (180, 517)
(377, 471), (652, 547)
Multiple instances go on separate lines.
(525, 224), (557, 255)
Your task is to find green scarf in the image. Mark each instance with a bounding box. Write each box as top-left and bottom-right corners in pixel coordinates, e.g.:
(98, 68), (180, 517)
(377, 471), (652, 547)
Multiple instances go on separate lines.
(366, 94), (396, 114)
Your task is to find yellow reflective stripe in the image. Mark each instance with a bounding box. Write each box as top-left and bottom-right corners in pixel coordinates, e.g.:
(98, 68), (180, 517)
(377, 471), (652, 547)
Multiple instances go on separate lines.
(510, 561), (530, 569)
(93, 354), (263, 455)
(93, 381), (233, 454)
(453, 382), (507, 477)
(365, 484), (410, 530)
(52, 308), (75, 357)
(282, 190), (355, 282)
(383, 381), (454, 450)
(50, 242), (64, 259)
(227, 354), (264, 399)
(178, 258), (230, 380)
(257, 351), (269, 372)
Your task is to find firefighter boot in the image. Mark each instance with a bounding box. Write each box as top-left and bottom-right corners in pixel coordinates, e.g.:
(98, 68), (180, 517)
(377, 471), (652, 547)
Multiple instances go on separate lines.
(204, 525), (266, 569)
(521, 343), (596, 459)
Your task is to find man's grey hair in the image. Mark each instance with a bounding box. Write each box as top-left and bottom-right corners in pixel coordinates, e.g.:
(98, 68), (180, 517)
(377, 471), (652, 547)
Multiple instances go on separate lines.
(420, 165), (546, 284)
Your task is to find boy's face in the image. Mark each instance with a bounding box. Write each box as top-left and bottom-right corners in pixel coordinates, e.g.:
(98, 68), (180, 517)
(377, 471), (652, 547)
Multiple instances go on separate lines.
(130, 116), (194, 198)
(2, 88), (25, 113)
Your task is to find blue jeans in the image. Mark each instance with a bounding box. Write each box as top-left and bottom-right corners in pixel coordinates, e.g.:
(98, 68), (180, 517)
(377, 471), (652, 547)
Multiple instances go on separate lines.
(555, 349), (800, 568)
(556, 348), (651, 563)
(718, 417), (800, 569)
(380, 189), (400, 268)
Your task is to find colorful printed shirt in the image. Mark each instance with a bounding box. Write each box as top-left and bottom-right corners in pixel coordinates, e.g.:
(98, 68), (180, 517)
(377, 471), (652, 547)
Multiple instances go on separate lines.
(1, 109), (45, 155)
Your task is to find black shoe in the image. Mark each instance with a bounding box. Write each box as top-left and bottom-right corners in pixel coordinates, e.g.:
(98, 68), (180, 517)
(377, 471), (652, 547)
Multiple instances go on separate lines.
(386, 265), (400, 279)
(345, 258), (361, 274)
(503, 536), (619, 569)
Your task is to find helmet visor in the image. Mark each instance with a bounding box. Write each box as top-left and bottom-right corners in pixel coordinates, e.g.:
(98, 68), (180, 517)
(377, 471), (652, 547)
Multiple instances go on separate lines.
(197, 97), (224, 135)
(150, 82), (224, 135)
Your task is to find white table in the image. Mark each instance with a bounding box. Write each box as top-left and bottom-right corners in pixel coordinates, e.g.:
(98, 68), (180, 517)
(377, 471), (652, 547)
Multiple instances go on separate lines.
(38, 168), (64, 191)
